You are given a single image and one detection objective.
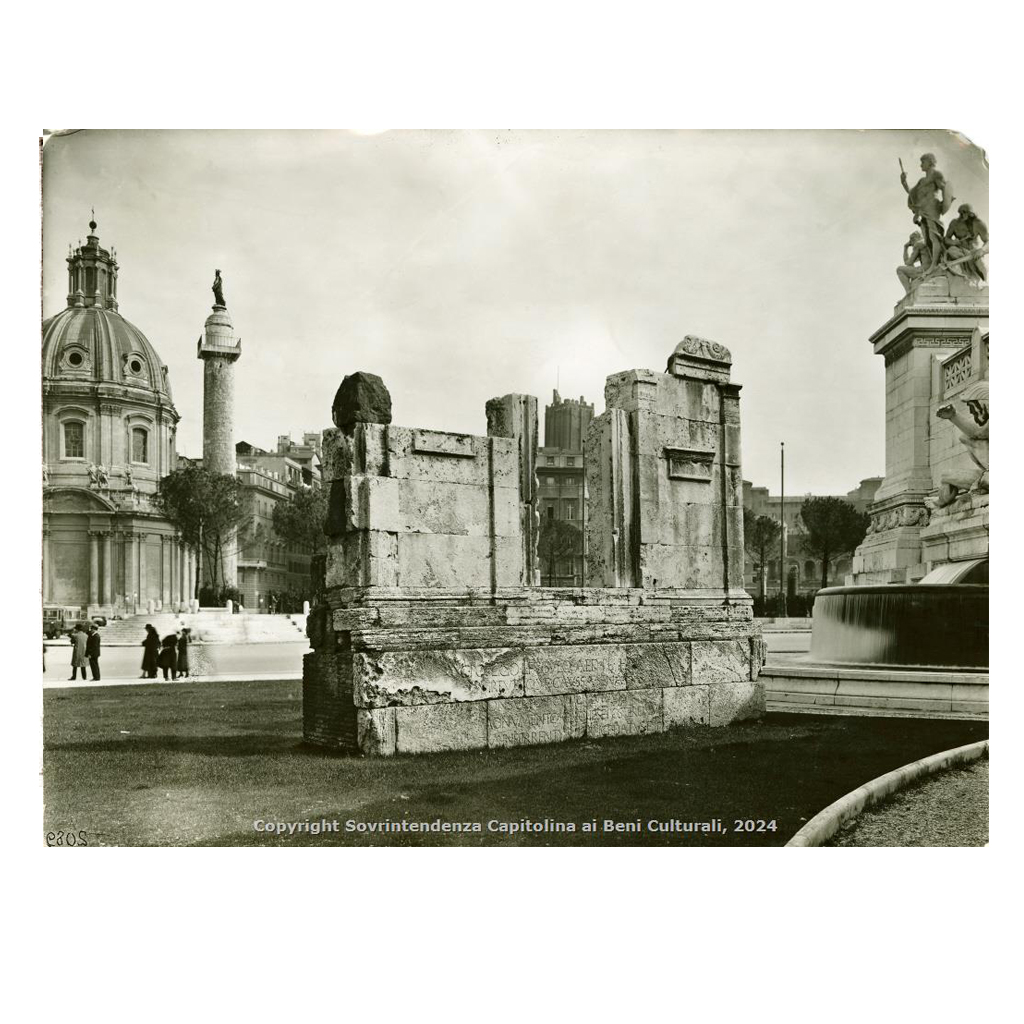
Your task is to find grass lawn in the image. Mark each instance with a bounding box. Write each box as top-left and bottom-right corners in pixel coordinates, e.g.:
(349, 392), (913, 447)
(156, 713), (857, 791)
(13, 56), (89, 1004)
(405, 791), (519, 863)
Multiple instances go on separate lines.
(43, 680), (988, 847)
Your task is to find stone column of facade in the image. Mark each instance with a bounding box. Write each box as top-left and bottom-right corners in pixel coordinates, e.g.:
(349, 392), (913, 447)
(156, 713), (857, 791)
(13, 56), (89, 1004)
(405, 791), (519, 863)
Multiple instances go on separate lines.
(486, 393), (540, 586)
(197, 300), (241, 589)
(123, 533), (135, 612)
(161, 536), (171, 608)
(102, 533), (113, 605)
(42, 530), (50, 604)
(137, 534), (148, 607)
(852, 281), (988, 584)
(169, 539), (177, 608)
(89, 532), (100, 607)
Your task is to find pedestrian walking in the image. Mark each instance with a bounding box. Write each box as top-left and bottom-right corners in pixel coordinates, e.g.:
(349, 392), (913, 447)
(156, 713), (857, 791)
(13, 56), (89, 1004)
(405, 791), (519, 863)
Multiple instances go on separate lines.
(176, 628), (191, 678)
(158, 631), (179, 680)
(86, 623), (102, 681)
(141, 624), (160, 678)
(68, 624), (88, 680)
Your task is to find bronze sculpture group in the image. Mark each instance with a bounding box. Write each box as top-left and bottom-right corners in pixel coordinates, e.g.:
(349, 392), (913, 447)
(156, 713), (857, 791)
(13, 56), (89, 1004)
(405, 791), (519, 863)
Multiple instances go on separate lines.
(896, 154), (988, 293)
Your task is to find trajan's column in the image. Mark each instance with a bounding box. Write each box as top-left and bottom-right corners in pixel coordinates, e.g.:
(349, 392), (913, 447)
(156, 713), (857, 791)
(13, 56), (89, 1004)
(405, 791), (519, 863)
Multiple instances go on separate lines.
(197, 269), (242, 589)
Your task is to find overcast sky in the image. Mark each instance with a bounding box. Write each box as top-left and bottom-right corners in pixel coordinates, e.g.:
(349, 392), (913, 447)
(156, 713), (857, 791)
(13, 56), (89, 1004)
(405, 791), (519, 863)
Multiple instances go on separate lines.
(41, 129), (988, 495)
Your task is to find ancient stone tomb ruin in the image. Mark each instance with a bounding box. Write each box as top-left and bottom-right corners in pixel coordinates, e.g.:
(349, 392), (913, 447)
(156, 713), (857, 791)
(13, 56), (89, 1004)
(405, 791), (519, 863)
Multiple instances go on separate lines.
(304, 339), (766, 755)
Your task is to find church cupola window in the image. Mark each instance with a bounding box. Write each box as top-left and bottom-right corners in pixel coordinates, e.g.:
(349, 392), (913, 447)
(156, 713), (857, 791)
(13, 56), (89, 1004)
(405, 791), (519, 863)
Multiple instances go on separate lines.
(63, 421), (85, 459)
(131, 427), (150, 464)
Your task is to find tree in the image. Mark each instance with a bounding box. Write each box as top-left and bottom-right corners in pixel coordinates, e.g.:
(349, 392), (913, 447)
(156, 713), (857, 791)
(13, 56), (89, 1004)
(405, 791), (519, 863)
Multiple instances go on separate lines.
(154, 465), (247, 597)
(743, 508), (782, 600)
(798, 497), (869, 590)
(272, 486), (328, 555)
(537, 516), (583, 586)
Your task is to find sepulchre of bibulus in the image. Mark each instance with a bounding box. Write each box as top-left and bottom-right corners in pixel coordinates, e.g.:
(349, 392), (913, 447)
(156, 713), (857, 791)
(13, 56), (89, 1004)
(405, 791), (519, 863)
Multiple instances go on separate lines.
(303, 337), (766, 755)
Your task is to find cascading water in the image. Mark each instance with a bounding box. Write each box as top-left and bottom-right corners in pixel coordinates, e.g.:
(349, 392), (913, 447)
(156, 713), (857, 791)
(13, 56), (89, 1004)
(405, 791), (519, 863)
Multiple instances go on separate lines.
(809, 585), (988, 671)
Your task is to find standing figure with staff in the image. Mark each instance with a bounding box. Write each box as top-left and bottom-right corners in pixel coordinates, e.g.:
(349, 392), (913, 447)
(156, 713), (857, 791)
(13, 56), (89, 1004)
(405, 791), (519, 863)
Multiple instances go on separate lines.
(900, 153), (954, 268)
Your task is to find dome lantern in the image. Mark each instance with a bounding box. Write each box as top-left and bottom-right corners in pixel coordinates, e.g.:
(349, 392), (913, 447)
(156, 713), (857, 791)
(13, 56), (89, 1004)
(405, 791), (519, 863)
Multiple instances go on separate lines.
(65, 212), (118, 311)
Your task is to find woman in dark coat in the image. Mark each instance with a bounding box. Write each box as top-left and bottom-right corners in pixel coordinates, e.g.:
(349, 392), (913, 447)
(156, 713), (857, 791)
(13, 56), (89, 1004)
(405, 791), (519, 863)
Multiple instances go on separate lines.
(158, 632), (179, 681)
(176, 628), (190, 678)
(141, 624), (160, 679)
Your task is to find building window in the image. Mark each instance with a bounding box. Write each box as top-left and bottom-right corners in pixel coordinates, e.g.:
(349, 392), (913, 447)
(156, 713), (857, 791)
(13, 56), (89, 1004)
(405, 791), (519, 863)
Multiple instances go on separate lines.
(132, 427), (149, 464)
(546, 477), (556, 486)
(566, 457), (575, 466)
(565, 501), (577, 520)
(546, 456), (555, 465)
(546, 505), (555, 519)
(63, 420), (85, 459)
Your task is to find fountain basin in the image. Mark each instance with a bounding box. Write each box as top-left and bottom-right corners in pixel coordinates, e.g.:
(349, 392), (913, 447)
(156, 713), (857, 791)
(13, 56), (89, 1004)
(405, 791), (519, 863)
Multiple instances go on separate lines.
(809, 584), (988, 671)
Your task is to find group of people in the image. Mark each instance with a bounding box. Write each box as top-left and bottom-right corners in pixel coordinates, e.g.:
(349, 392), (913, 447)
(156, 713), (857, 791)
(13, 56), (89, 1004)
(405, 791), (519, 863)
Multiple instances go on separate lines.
(67, 622), (101, 681)
(141, 625), (191, 680)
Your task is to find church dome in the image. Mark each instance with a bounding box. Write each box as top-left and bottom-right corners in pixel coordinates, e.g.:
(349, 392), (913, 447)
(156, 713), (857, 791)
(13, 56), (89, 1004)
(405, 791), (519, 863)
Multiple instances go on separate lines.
(42, 217), (174, 402)
(42, 305), (174, 401)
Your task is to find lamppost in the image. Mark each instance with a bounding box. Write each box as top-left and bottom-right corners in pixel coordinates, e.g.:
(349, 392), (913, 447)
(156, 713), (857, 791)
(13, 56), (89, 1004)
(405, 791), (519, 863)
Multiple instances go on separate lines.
(779, 441), (787, 617)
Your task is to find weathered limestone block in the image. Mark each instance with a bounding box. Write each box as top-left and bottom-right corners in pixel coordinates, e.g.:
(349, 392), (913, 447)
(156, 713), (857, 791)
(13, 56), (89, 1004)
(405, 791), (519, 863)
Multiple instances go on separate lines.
(565, 693), (587, 738)
(396, 479), (520, 537)
(332, 371), (392, 433)
(749, 636), (768, 680)
(587, 688), (664, 738)
(357, 707), (397, 755)
(395, 702), (488, 754)
(666, 335), (733, 383)
(354, 648), (525, 707)
(624, 642), (692, 688)
(692, 640), (751, 685)
(328, 476), (403, 535)
(412, 429), (475, 457)
(664, 685), (711, 728)
(325, 531), (399, 588)
(395, 533), (522, 589)
(709, 680), (765, 726)
(487, 695), (571, 748)
(524, 645), (627, 696)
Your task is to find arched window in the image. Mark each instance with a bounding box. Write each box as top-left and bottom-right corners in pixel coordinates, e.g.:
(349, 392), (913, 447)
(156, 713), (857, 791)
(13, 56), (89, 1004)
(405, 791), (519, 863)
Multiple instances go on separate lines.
(132, 427), (149, 464)
(63, 420), (85, 459)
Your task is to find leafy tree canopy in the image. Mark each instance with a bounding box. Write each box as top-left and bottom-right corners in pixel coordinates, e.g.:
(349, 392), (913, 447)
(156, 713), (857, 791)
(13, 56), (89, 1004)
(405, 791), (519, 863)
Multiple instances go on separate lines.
(797, 497), (869, 589)
(154, 465), (247, 591)
(743, 508), (782, 562)
(272, 486), (328, 554)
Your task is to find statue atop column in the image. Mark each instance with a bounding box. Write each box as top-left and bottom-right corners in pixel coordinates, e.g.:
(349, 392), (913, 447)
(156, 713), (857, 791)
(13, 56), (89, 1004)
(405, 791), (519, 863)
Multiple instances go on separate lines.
(944, 203), (989, 284)
(212, 269), (226, 308)
(900, 153), (954, 268)
(896, 230), (931, 293)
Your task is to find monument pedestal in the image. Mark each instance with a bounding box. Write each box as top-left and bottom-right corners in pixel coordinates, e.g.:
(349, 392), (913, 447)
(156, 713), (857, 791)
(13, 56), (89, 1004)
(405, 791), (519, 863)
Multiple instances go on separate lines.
(919, 492), (989, 567)
(850, 276), (987, 584)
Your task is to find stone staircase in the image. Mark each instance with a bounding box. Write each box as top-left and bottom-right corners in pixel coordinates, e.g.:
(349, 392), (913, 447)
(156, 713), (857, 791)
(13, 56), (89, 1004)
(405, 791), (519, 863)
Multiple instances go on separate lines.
(98, 612), (307, 645)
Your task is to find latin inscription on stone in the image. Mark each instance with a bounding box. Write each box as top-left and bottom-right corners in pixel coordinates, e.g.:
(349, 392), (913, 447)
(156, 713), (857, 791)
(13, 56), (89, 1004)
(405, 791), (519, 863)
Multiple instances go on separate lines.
(487, 695), (568, 748)
(524, 646), (627, 696)
(587, 688), (664, 738)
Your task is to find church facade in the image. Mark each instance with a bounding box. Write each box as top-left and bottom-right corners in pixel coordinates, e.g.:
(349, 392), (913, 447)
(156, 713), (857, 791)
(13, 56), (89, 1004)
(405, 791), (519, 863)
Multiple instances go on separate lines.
(42, 219), (197, 617)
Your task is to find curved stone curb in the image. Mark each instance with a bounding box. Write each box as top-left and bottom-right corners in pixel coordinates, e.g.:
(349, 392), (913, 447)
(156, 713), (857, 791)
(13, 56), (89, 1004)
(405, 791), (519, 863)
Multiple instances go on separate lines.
(785, 739), (989, 847)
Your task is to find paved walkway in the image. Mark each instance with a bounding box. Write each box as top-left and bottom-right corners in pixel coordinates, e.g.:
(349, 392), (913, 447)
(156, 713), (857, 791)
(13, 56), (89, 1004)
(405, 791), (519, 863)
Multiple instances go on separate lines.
(42, 640), (304, 689)
(827, 759), (989, 847)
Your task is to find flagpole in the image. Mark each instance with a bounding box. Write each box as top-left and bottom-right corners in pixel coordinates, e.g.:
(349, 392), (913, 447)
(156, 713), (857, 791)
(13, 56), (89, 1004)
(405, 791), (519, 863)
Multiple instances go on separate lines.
(780, 441), (787, 617)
